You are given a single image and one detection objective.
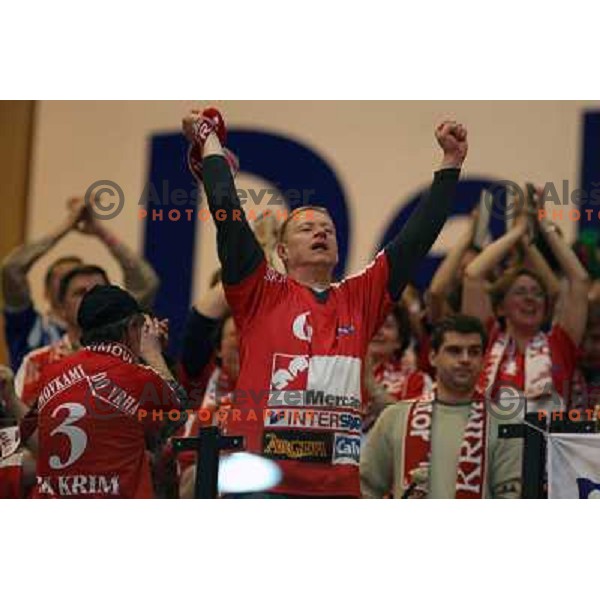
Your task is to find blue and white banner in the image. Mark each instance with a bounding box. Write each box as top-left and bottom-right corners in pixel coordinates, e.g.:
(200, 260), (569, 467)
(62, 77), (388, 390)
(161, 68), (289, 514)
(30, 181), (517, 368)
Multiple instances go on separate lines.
(548, 433), (600, 499)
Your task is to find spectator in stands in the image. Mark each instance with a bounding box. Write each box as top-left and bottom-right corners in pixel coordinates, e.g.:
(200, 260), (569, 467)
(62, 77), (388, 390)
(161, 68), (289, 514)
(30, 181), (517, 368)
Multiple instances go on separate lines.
(367, 303), (432, 403)
(1, 196), (159, 371)
(360, 314), (523, 499)
(427, 206), (483, 324)
(182, 107), (466, 498)
(462, 196), (590, 416)
(176, 277), (239, 497)
(0, 366), (36, 498)
(179, 275), (231, 401)
(33, 285), (185, 498)
(179, 315), (240, 499)
(422, 194), (561, 378)
(15, 265), (110, 409)
(428, 199), (560, 324)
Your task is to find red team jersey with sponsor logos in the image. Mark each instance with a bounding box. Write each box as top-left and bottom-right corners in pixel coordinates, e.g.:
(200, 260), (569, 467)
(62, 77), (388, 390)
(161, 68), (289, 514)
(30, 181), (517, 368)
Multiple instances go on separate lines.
(224, 256), (393, 497)
(34, 343), (179, 499)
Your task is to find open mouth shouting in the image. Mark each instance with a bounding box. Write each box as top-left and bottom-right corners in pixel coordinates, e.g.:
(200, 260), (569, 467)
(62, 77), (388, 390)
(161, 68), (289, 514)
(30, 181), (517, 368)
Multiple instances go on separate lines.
(310, 241), (329, 251)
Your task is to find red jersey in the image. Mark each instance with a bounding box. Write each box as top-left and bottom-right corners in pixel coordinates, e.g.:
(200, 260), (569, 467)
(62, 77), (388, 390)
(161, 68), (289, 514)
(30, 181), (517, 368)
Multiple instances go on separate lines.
(33, 342), (180, 498)
(223, 255), (393, 497)
(372, 359), (432, 401)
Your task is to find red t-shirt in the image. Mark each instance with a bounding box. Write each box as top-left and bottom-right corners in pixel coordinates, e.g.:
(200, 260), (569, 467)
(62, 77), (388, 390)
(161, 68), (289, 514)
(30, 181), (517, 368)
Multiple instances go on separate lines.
(33, 343), (180, 499)
(373, 359), (432, 402)
(223, 254), (393, 497)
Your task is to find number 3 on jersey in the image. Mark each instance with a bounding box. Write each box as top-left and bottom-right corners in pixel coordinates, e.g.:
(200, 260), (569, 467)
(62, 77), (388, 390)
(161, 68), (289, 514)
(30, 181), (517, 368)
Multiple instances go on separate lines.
(49, 403), (88, 469)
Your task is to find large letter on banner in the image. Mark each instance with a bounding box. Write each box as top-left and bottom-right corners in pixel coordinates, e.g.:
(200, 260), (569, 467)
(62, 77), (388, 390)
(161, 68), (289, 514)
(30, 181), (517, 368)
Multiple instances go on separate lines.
(547, 433), (600, 499)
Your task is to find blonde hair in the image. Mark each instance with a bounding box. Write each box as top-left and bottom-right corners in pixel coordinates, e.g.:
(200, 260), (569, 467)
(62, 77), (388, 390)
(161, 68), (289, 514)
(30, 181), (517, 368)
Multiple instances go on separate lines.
(278, 206), (332, 243)
(489, 267), (550, 320)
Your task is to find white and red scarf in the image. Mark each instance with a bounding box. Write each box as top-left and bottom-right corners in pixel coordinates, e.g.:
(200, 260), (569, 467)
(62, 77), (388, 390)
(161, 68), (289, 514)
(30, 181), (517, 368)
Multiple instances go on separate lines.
(403, 391), (489, 499)
(0, 426), (23, 499)
(475, 328), (560, 411)
(373, 359), (430, 401)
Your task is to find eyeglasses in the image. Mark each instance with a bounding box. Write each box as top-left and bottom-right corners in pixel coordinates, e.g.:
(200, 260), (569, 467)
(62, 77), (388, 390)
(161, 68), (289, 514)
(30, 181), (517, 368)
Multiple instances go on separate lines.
(508, 287), (546, 300)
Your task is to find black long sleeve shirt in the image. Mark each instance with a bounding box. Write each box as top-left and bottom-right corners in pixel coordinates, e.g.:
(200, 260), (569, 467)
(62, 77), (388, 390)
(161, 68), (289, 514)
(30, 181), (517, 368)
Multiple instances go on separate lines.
(202, 155), (460, 301)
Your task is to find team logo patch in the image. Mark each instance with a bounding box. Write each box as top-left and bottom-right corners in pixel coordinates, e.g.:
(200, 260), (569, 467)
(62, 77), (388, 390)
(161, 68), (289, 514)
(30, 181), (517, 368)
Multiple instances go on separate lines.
(262, 430), (332, 463)
(336, 324), (355, 337)
(292, 312), (312, 342)
(267, 388), (361, 409)
(333, 434), (361, 466)
(270, 354), (309, 391)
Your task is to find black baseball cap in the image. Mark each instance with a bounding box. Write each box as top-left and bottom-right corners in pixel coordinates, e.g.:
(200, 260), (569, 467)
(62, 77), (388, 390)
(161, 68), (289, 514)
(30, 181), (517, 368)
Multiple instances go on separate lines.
(78, 285), (143, 331)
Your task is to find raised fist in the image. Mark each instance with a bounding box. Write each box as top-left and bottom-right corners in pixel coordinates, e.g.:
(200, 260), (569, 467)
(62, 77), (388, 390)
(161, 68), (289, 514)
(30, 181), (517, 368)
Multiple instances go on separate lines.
(183, 108), (233, 184)
(435, 120), (468, 167)
(182, 107), (227, 149)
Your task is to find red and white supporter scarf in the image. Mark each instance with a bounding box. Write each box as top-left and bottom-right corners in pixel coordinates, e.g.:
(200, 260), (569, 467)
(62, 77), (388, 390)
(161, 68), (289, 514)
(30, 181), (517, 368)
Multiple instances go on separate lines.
(0, 425), (20, 460)
(0, 426), (23, 499)
(475, 329), (559, 410)
(403, 391), (489, 499)
(373, 360), (429, 401)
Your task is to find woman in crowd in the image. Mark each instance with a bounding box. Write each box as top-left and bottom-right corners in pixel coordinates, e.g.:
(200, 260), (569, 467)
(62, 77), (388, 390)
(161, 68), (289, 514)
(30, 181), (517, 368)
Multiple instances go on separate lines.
(462, 198), (589, 415)
(367, 302), (432, 403)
